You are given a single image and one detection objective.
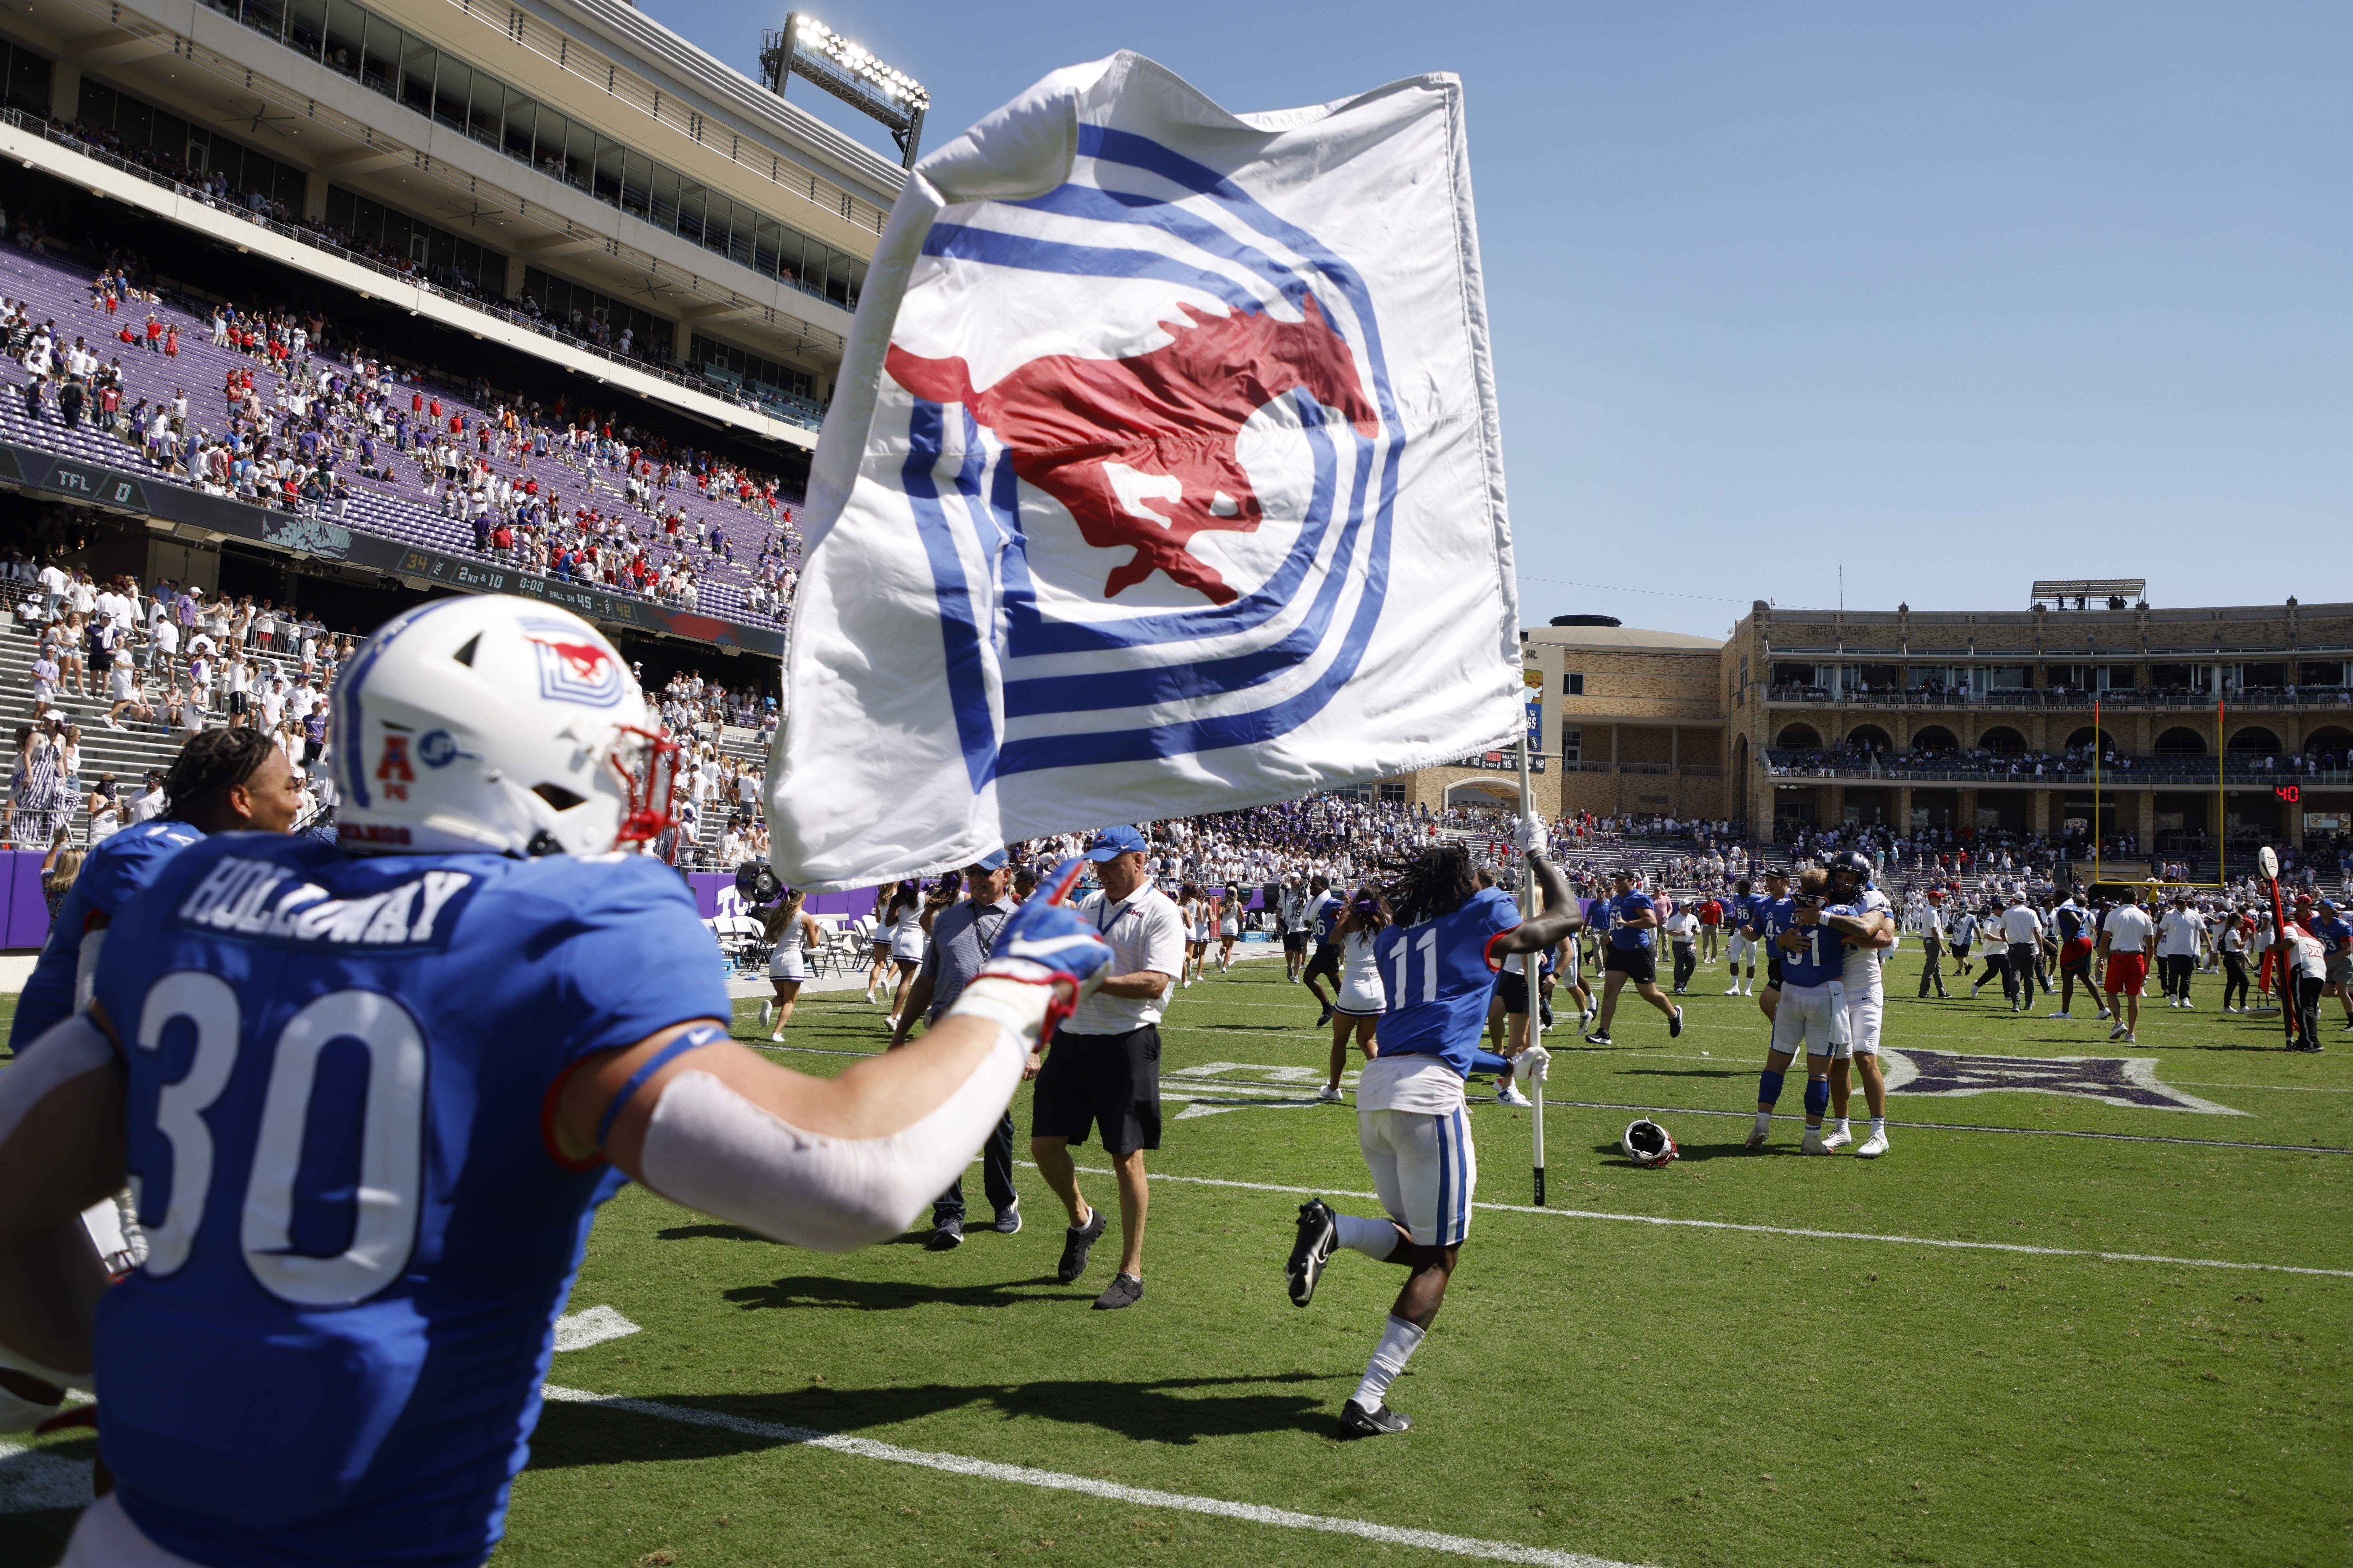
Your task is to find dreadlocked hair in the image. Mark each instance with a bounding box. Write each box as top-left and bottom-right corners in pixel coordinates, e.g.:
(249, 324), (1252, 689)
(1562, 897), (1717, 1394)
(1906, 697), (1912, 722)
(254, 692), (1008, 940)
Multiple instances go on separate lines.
(1383, 843), (1477, 926)
(162, 727), (277, 822)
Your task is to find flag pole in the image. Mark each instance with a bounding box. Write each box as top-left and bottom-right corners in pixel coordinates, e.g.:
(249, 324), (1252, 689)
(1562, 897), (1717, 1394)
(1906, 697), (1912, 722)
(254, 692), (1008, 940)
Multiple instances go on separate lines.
(1518, 717), (1545, 1206)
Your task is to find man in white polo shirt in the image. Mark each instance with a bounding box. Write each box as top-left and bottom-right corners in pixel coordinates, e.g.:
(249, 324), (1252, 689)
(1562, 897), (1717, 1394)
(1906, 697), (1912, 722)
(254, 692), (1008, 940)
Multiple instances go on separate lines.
(2098, 885), (2157, 1043)
(1029, 825), (1186, 1310)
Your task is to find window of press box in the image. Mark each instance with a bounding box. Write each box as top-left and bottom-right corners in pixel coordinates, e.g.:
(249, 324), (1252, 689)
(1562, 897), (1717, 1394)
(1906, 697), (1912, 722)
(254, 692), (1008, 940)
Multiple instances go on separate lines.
(1561, 672), (1584, 696)
(689, 335), (814, 403)
(321, 186), (500, 292)
(0, 41), (49, 115)
(203, 0), (869, 310)
(520, 267), (670, 362)
(1560, 728), (1582, 764)
(72, 78), (306, 210)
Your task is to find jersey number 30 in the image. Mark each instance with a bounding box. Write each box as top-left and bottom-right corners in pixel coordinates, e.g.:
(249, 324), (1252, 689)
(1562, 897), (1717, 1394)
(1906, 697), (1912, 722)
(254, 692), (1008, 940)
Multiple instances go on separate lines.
(135, 971), (427, 1309)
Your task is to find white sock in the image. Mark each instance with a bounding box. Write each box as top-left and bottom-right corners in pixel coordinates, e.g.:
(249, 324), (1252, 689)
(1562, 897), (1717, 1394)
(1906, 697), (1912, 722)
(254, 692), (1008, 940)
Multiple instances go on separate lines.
(1833, 1117), (1850, 1134)
(1351, 1314), (1425, 1409)
(1752, 1110), (1772, 1135)
(1334, 1214), (1398, 1261)
(1869, 1117), (1886, 1138)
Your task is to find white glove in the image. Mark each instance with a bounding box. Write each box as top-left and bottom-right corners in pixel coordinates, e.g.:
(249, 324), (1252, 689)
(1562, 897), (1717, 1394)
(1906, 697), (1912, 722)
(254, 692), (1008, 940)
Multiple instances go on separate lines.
(1515, 813), (1549, 856)
(1515, 1042), (1551, 1085)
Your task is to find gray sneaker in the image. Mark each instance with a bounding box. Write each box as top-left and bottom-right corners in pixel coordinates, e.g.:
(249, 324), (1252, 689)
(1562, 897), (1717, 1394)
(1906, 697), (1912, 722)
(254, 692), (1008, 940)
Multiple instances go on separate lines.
(1092, 1272), (1144, 1310)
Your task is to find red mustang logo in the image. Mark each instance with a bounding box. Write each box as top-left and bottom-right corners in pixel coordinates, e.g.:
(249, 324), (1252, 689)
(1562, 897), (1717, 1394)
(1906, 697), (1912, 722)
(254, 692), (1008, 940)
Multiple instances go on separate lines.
(530, 638), (612, 681)
(887, 297), (1378, 606)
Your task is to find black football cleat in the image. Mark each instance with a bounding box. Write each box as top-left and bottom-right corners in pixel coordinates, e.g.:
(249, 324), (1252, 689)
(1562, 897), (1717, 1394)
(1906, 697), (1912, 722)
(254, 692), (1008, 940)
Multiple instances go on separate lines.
(1336, 1399), (1411, 1438)
(1287, 1198), (1338, 1307)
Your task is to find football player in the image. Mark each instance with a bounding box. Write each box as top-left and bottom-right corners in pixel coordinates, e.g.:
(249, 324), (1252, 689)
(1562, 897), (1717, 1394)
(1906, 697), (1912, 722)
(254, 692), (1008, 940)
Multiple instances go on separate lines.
(7, 728), (306, 1054)
(1764, 868), (1873, 1154)
(1283, 819), (1580, 1438)
(0, 727), (304, 1434)
(2047, 888), (2108, 1022)
(1818, 850), (1895, 1158)
(1741, 867), (1798, 1147)
(0, 596), (1114, 1568)
(1300, 874), (1343, 1028)
(1721, 876), (1759, 996)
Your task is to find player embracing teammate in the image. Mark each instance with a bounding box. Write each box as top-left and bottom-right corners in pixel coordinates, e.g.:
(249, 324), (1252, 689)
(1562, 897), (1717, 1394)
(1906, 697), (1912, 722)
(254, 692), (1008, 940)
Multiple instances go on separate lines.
(1744, 858), (1893, 1157)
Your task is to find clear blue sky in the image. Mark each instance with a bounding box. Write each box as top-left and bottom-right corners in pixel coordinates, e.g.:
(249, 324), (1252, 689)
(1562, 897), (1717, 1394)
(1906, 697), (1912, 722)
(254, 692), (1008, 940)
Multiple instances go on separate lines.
(648, 0), (2349, 638)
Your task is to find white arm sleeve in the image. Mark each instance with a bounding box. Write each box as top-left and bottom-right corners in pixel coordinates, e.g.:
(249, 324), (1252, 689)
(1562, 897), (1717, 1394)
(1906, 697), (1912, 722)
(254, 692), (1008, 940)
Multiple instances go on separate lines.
(636, 1022), (1028, 1253)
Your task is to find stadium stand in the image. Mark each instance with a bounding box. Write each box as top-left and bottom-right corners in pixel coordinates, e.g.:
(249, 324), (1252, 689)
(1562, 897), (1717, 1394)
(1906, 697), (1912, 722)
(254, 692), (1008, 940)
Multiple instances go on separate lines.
(0, 238), (806, 628)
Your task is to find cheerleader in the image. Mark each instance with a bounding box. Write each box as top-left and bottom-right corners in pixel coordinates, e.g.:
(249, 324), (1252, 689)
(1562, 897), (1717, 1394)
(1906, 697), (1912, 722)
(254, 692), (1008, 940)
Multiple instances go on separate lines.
(1180, 882), (1209, 986)
(1320, 888), (1391, 1102)
(1218, 883), (1243, 971)
(757, 889), (823, 1040)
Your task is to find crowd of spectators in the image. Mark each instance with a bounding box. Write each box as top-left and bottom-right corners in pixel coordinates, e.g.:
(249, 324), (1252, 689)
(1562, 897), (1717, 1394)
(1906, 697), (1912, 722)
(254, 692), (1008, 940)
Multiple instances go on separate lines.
(1, 251), (809, 622)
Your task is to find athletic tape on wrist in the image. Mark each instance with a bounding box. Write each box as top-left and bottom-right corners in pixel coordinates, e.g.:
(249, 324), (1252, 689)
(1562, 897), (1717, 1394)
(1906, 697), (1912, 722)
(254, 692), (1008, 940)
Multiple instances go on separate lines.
(945, 971), (1061, 1046)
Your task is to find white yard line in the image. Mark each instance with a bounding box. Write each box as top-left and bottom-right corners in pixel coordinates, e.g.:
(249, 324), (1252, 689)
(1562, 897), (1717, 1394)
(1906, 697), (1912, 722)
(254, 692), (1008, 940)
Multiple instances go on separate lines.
(539, 1385), (1638, 1568)
(1033, 1164), (2353, 1280)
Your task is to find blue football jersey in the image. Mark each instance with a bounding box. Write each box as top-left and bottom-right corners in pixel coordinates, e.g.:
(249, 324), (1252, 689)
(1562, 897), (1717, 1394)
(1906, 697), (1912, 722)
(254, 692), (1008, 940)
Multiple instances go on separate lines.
(1605, 891), (1655, 950)
(8, 818), (204, 1051)
(1779, 905), (1857, 987)
(1754, 895), (1796, 950)
(1373, 886), (1521, 1078)
(89, 836), (729, 1568)
(1311, 892), (1343, 944)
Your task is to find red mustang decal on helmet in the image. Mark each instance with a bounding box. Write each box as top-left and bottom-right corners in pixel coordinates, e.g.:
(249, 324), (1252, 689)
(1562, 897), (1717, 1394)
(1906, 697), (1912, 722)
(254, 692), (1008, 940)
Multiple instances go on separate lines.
(887, 296), (1378, 606)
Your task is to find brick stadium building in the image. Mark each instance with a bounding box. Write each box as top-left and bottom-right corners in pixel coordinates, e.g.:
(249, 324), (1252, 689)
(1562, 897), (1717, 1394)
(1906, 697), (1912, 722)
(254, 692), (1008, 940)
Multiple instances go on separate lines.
(1395, 594), (2353, 864)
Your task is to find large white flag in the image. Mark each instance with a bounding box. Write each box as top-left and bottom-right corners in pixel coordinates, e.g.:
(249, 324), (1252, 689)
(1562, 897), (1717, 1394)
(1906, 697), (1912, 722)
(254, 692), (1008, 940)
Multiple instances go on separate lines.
(769, 52), (1519, 887)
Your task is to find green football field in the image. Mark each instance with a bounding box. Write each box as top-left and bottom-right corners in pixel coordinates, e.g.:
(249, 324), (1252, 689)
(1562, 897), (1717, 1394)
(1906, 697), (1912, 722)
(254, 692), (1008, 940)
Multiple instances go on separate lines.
(5, 946), (2349, 1567)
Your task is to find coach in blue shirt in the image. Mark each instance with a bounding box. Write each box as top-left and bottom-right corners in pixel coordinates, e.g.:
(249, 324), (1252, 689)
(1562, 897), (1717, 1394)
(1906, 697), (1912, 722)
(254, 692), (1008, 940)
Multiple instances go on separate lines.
(1581, 869), (1685, 1045)
(890, 850), (1022, 1250)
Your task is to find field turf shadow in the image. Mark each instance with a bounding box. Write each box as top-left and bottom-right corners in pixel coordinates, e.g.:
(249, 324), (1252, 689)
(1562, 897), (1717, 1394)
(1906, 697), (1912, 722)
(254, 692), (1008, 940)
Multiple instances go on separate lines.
(527, 1370), (1336, 1460)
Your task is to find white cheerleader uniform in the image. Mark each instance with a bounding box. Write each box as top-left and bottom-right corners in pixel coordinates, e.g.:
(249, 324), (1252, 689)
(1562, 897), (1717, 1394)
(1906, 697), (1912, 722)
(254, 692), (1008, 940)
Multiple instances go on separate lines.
(1187, 900), (1210, 944)
(768, 915), (811, 982)
(889, 900), (926, 962)
(1219, 902), (1240, 939)
(1335, 930), (1387, 1015)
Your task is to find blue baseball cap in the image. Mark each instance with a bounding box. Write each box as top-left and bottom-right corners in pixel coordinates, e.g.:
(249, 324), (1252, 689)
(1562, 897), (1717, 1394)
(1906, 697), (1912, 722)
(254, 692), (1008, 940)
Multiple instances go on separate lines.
(967, 848), (1010, 872)
(1086, 825), (1147, 861)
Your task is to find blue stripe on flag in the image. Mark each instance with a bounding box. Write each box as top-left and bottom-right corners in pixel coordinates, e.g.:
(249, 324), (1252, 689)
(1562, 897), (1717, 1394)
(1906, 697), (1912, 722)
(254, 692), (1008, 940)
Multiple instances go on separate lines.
(901, 401), (1001, 791)
(921, 225), (1266, 314)
(999, 395), (1341, 717)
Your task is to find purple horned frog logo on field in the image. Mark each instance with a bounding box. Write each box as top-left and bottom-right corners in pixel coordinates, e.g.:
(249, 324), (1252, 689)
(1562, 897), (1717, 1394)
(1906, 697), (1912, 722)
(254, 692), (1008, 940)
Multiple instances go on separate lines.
(1879, 1051), (2246, 1116)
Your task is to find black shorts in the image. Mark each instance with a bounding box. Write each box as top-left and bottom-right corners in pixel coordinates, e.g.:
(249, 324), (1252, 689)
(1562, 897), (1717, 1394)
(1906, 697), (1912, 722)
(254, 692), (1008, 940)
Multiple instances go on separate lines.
(1032, 1025), (1161, 1157)
(1304, 941), (1340, 980)
(1283, 930), (1308, 954)
(1498, 971), (1529, 1014)
(227, 691), (247, 715)
(1603, 946), (1656, 985)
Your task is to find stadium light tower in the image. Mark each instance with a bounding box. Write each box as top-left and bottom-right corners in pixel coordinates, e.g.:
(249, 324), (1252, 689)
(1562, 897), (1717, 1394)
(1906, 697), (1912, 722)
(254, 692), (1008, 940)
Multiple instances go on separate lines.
(759, 14), (929, 170)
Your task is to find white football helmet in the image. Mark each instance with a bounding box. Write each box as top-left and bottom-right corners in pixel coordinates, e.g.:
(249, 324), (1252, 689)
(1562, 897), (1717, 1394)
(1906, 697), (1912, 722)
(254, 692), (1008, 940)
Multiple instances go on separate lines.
(330, 596), (678, 857)
(1621, 1118), (1678, 1168)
